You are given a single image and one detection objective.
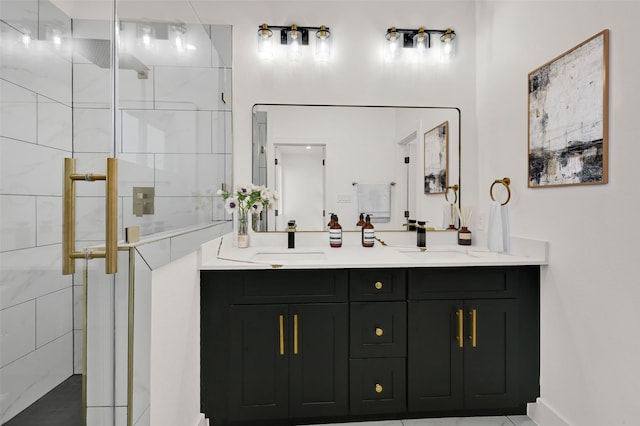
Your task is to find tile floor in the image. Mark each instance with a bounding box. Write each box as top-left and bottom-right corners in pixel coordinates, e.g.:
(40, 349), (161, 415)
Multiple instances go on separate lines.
(308, 416), (537, 426)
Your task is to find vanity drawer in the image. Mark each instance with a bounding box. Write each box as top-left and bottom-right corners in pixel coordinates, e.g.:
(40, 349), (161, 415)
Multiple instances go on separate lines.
(210, 269), (348, 304)
(349, 358), (406, 415)
(350, 302), (407, 358)
(408, 267), (518, 300)
(350, 269), (406, 301)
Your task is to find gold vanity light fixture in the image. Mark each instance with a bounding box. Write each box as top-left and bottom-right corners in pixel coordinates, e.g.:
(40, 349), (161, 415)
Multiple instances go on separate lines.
(385, 26), (456, 61)
(257, 24), (331, 60)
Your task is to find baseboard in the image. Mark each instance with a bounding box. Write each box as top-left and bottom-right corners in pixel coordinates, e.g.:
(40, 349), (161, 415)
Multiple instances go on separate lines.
(196, 413), (210, 426)
(528, 397), (571, 426)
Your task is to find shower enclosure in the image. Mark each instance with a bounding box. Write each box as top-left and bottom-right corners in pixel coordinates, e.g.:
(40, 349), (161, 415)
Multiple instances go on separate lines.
(0, 0), (232, 424)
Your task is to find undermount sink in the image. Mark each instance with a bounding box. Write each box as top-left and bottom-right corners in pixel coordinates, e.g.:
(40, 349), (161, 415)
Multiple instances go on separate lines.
(397, 248), (475, 260)
(250, 250), (327, 263)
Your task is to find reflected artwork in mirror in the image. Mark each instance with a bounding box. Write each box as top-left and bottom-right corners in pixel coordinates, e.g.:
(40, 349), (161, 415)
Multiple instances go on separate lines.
(252, 104), (461, 232)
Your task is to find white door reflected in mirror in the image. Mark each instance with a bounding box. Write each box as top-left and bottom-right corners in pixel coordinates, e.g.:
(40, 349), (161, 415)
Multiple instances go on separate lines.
(275, 144), (325, 231)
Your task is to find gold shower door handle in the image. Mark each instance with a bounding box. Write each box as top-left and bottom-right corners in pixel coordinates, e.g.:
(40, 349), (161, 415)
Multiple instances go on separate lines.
(63, 157), (118, 275)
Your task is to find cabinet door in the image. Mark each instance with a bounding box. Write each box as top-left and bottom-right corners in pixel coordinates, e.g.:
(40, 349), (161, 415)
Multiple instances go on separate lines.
(463, 299), (518, 410)
(289, 303), (348, 419)
(228, 304), (289, 422)
(407, 300), (463, 412)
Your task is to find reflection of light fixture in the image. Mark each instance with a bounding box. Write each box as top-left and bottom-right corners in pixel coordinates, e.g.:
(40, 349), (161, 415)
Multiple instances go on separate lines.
(385, 26), (456, 61)
(171, 24), (186, 51)
(137, 23), (155, 49)
(22, 32), (31, 48)
(257, 23), (332, 60)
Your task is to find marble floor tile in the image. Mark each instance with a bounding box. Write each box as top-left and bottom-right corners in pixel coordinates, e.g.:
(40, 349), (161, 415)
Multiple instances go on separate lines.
(307, 417), (537, 426)
(507, 415), (538, 426)
(403, 416), (512, 425)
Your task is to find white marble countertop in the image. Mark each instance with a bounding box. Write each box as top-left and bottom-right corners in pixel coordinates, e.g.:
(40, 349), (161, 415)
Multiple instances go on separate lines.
(199, 230), (548, 270)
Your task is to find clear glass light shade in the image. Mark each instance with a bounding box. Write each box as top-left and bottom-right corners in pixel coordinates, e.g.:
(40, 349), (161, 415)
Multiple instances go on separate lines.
(287, 28), (302, 59)
(257, 26), (274, 59)
(413, 32), (429, 59)
(440, 30), (457, 60)
(385, 30), (402, 61)
(315, 27), (331, 61)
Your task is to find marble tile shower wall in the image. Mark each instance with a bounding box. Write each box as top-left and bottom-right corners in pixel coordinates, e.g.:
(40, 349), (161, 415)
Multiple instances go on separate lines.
(0, 1), (74, 423)
(1, 2), (233, 421)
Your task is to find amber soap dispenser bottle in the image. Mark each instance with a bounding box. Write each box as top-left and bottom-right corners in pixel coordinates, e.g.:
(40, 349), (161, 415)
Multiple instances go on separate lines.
(329, 214), (342, 247)
(362, 214), (375, 247)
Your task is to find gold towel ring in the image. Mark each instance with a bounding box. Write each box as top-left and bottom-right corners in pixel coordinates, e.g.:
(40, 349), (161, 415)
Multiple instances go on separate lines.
(490, 177), (511, 206)
(444, 184), (459, 204)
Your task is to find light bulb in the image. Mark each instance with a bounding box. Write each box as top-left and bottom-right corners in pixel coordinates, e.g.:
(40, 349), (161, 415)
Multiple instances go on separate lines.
(315, 26), (331, 61)
(257, 24), (273, 59)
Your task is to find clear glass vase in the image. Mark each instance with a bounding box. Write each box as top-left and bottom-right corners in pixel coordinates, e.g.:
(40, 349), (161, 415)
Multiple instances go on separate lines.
(237, 210), (249, 248)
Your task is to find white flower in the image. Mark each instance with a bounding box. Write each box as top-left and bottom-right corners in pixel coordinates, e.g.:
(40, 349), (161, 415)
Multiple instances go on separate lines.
(250, 202), (264, 214)
(224, 197), (238, 214)
(216, 189), (224, 196)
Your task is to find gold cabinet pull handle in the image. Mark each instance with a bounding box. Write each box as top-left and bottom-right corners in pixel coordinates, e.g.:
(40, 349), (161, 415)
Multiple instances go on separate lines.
(456, 309), (464, 348)
(293, 314), (299, 355)
(374, 281), (383, 290)
(375, 327), (384, 337)
(375, 383), (383, 393)
(279, 314), (285, 355)
(470, 309), (477, 348)
(63, 157), (118, 275)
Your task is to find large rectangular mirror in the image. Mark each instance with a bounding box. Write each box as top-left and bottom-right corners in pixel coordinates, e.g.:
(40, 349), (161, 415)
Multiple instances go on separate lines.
(252, 104), (461, 232)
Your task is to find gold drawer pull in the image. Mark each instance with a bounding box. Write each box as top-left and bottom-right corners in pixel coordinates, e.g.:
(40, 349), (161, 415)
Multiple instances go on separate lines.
(374, 281), (383, 290)
(469, 309), (477, 348)
(375, 383), (383, 393)
(279, 315), (285, 355)
(375, 327), (384, 337)
(456, 309), (464, 348)
(294, 314), (299, 355)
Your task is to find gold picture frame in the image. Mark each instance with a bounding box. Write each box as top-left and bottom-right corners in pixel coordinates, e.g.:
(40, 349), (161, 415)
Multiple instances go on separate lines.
(528, 29), (609, 187)
(424, 121), (449, 194)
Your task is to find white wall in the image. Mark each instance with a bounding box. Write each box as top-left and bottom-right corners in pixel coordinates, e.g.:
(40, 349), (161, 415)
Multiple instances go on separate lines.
(475, 2), (640, 425)
(189, 0), (478, 209)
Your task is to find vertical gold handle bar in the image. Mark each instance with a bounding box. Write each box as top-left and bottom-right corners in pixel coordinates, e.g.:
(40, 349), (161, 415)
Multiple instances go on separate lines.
(293, 314), (299, 355)
(470, 309), (477, 348)
(105, 158), (118, 274)
(62, 158), (118, 275)
(456, 309), (464, 348)
(63, 158), (76, 275)
(279, 315), (285, 355)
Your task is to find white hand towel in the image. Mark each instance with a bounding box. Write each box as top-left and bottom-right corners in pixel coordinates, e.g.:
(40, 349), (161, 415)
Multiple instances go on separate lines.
(487, 201), (504, 252)
(501, 204), (511, 253)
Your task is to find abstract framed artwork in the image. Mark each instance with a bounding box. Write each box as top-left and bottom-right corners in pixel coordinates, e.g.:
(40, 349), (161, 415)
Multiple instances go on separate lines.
(528, 29), (609, 187)
(424, 121), (448, 194)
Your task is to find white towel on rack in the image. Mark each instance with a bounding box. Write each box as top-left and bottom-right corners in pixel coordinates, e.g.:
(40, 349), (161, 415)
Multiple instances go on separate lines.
(357, 184), (391, 223)
(487, 201), (510, 252)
